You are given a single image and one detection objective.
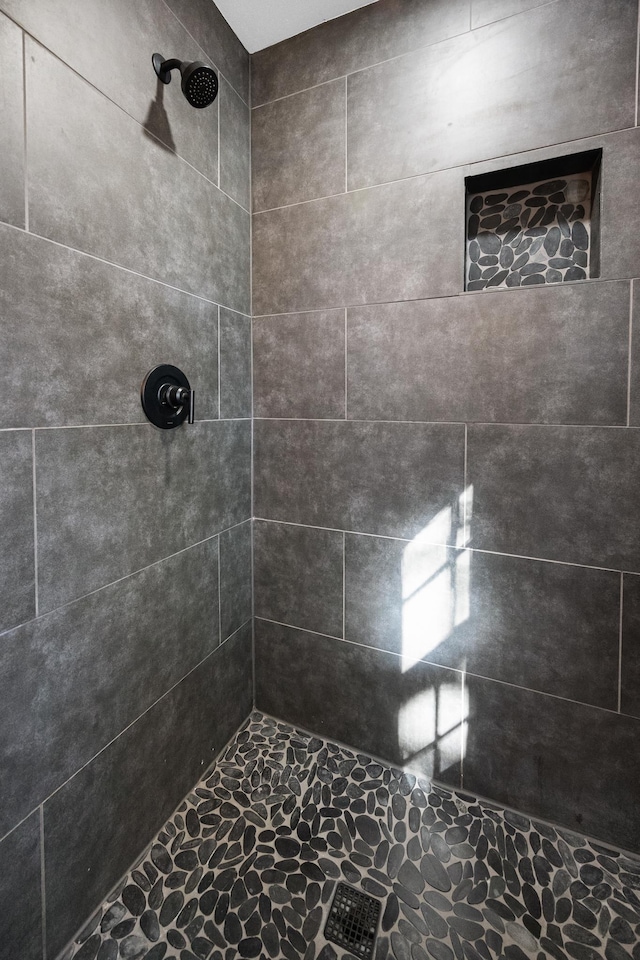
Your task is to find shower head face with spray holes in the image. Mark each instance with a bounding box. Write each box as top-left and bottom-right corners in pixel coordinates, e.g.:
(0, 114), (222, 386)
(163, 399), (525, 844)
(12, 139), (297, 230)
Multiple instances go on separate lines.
(152, 54), (218, 108)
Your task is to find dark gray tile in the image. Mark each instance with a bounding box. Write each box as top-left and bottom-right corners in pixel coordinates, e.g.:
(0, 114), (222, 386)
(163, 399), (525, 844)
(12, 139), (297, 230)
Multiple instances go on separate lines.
(0, 225), (218, 429)
(346, 533), (620, 707)
(628, 280), (640, 427)
(36, 420), (250, 612)
(471, 0), (550, 28)
(0, 539), (219, 838)
(468, 424), (640, 570)
(621, 573), (640, 720)
(0, 813), (42, 960)
(219, 520), (252, 640)
(254, 419), (465, 539)
(253, 168), (462, 315)
(27, 39), (249, 314)
(163, 0), (249, 103)
(220, 76), (250, 210)
(347, 282), (630, 425)
(253, 309), (345, 419)
(0, 14), (24, 228)
(251, 0), (470, 106)
(347, 0), (636, 190)
(252, 79), (345, 211)
(3, 0), (220, 183)
(0, 431), (34, 635)
(463, 674), (640, 853)
(220, 306), (251, 419)
(255, 618), (462, 783)
(44, 622), (252, 958)
(254, 520), (344, 636)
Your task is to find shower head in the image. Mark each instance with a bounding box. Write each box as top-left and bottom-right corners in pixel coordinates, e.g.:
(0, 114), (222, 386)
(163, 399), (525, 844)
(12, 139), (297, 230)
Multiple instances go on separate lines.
(152, 53), (218, 108)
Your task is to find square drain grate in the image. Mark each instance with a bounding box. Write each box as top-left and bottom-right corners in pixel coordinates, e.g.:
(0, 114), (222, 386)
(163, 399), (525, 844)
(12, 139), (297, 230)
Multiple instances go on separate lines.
(324, 883), (381, 958)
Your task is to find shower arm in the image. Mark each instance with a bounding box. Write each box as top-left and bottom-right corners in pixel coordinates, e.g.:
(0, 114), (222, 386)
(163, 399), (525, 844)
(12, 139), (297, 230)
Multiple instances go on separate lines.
(153, 55), (182, 84)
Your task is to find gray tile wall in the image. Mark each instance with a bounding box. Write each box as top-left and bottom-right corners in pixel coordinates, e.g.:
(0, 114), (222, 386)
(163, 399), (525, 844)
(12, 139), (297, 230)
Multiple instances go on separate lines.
(0, 0), (252, 956)
(251, 0), (640, 855)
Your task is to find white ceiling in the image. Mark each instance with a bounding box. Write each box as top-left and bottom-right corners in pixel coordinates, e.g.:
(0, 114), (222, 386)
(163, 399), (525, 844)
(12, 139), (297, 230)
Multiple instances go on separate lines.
(214, 0), (380, 54)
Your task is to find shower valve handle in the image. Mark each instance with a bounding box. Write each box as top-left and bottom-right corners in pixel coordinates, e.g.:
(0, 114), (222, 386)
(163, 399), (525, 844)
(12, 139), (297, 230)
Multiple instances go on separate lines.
(159, 383), (195, 424)
(140, 364), (195, 429)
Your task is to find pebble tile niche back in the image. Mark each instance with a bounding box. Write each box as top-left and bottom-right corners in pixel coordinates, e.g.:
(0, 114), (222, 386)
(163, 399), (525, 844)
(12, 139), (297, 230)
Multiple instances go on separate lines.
(465, 150), (602, 291)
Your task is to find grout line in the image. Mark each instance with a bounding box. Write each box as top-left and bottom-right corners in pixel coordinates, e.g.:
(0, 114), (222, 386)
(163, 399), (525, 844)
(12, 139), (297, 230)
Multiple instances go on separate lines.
(32, 430), (38, 618)
(342, 531), (346, 639)
(0, 418), (251, 433)
(0, 617), (254, 850)
(628, 279), (634, 427)
(0, 218), (251, 317)
(254, 616), (629, 718)
(619, 573), (624, 714)
(253, 416), (636, 429)
(344, 75), (348, 193)
(22, 30), (28, 232)
(217, 534), (222, 646)
(344, 308), (348, 419)
(39, 806), (46, 960)
(250, 518), (639, 576)
(252, 122), (639, 216)
(217, 304), (221, 419)
(0, 522), (252, 641)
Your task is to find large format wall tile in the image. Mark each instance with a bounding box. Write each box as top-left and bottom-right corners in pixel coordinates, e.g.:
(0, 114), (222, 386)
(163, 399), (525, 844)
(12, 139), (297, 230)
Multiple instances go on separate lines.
(220, 76), (251, 210)
(344, 534), (620, 708)
(463, 675), (640, 852)
(27, 40), (250, 314)
(470, 0), (550, 28)
(2, 0), (219, 182)
(0, 431), (34, 635)
(0, 226), (218, 429)
(629, 280), (640, 427)
(0, 539), (218, 839)
(219, 307), (252, 419)
(253, 168), (462, 315)
(253, 309), (346, 419)
(0, 813), (42, 960)
(251, 0), (470, 106)
(347, 0), (636, 190)
(254, 520), (344, 636)
(36, 420), (250, 612)
(348, 282), (629, 424)
(252, 79), (346, 211)
(621, 574), (640, 720)
(219, 520), (252, 640)
(468, 424), (640, 570)
(255, 619), (463, 782)
(163, 0), (250, 102)
(44, 624), (253, 958)
(0, 14), (24, 229)
(254, 419), (465, 539)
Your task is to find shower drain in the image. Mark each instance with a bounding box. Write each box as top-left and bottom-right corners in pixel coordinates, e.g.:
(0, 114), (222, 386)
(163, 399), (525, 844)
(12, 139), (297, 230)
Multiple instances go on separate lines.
(324, 883), (381, 957)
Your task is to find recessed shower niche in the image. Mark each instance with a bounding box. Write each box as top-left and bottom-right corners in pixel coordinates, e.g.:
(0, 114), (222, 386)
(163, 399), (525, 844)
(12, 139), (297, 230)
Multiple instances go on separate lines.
(465, 150), (602, 291)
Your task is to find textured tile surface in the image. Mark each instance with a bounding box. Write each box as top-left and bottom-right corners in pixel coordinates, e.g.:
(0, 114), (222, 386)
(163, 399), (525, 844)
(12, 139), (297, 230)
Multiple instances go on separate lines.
(219, 308), (252, 420)
(254, 521), (344, 637)
(36, 420), (250, 612)
(464, 675), (640, 852)
(253, 310), (346, 419)
(0, 225), (218, 428)
(68, 710), (640, 960)
(347, 282), (629, 425)
(254, 419), (465, 539)
(467, 425), (640, 570)
(0, 13), (25, 228)
(0, 431), (34, 635)
(471, 0), (554, 28)
(344, 534), (620, 708)
(27, 39), (250, 314)
(0, 813), (42, 960)
(220, 76), (251, 210)
(252, 80), (346, 212)
(252, 169), (463, 315)
(347, 0), (636, 189)
(251, 0), (470, 105)
(219, 521), (252, 641)
(0, 539), (219, 838)
(46, 624), (253, 958)
(621, 573), (640, 720)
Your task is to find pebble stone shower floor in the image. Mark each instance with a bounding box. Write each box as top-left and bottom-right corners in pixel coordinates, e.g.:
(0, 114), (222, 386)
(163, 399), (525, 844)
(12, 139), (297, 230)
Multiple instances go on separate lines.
(68, 712), (640, 960)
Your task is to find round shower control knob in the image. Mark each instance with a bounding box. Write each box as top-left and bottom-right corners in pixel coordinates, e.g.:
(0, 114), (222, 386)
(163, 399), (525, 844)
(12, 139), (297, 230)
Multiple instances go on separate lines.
(141, 364), (195, 429)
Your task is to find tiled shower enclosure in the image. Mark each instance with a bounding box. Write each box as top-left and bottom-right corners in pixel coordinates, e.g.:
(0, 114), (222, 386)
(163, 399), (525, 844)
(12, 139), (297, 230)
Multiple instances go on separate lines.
(2, 0), (640, 958)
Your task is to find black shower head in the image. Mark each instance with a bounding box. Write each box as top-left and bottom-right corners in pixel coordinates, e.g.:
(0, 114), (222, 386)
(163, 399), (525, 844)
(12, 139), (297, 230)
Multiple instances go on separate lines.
(152, 53), (219, 108)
